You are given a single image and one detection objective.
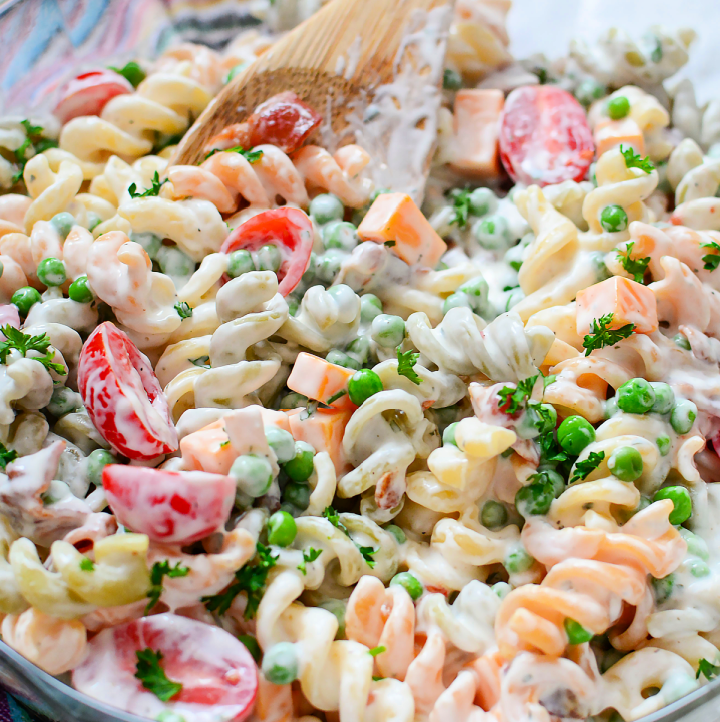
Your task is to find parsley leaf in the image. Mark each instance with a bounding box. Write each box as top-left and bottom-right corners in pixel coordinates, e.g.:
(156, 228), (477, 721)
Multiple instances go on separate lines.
(582, 314), (635, 356)
(219, 440), (231, 447)
(570, 451), (605, 483)
(0, 326), (66, 374)
(204, 146), (264, 163)
(202, 543), (277, 618)
(79, 557), (94, 572)
(449, 189), (472, 228)
(617, 241), (650, 283)
(134, 649), (182, 701)
(498, 375), (538, 414)
(108, 60), (146, 88)
(323, 506), (349, 535)
(701, 241), (720, 271)
(697, 658), (720, 681)
(372, 675), (385, 681)
(543, 374), (557, 389)
(368, 645), (386, 657)
(397, 348), (422, 385)
(538, 432), (567, 465)
(620, 145), (655, 174)
(20, 119), (43, 138)
(384, 240), (396, 247)
(128, 171), (167, 198)
(11, 121), (58, 184)
(0, 442), (18, 470)
(174, 302), (193, 319)
(358, 545), (377, 568)
(190, 355), (211, 369)
(326, 389), (347, 405)
(297, 548), (322, 575)
(146, 560), (189, 613)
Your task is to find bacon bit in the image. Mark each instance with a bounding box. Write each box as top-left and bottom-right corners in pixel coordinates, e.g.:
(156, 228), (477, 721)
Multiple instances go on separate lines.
(246, 92), (322, 153)
(374, 471), (403, 510)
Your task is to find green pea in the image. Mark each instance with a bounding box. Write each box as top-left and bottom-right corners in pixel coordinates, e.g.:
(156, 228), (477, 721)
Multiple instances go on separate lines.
(590, 251), (613, 282)
(11, 286), (41, 317)
(68, 275), (94, 303)
(443, 292), (471, 315)
(607, 95), (630, 120)
(557, 415), (596, 455)
(650, 382), (675, 414)
(654, 486), (692, 524)
(348, 368), (383, 406)
(383, 524), (406, 545)
(86, 449), (115, 487)
(673, 333), (691, 351)
(564, 618), (593, 644)
(346, 336), (370, 365)
(283, 441), (315, 482)
(280, 392), (308, 409)
(481, 500), (508, 529)
(600, 204), (629, 233)
(369, 188), (392, 204)
(283, 480), (311, 509)
(225, 62), (249, 84)
(238, 634), (261, 663)
(656, 435), (671, 456)
(519, 402), (557, 439)
(37, 257), (66, 287)
(371, 314), (405, 348)
(575, 78), (606, 106)
(156, 245), (194, 278)
(616, 378), (656, 414)
(515, 481), (555, 517)
(670, 399), (697, 435)
(226, 250), (255, 278)
(360, 294), (383, 323)
(230, 454), (274, 497)
(679, 528), (709, 560)
(604, 397), (619, 419)
(130, 231), (162, 258)
(325, 349), (361, 370)
(315, 249), (344, 283)
(505, 546), (534, 573)
(318, 599), (346, 639)
(390, 572), (423, 600)
(268, 510), (297, 547)
(310, 193), (344, 225)
(86, 212), (102, 232)
(324, 221), (358, 252)
(253, 244), (282, 273)
(50, 212), (75, 240)
(442, 422), (458, 446)
(302, 252), (317, 285)
(651, 574), (675, 604)
(468, 188), (498, 217)
(47, 385), (79, 417)
(688, 559), (710, 578)
(608, 446), (643, 482)
(533, 469), (565, 498)
(492, 581), (512, 599)
(262, 642), (299, 685)
(458, 277), (489, 315)
(265, 426), (296, 464)
(473, 214), (510, 250)
(442, 68), (462, 90)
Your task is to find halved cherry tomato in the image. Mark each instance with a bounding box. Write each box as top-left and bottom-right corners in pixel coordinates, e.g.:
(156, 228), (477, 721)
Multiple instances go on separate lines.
(246, 91), (322, 154)
(73, 613), (258, 722)
(77, 322), (178, 460)
(103, 465), (235, 544)
(54, 70), (134, 123)
(221, 207), (313, 296)
(499, 85), (594, 186)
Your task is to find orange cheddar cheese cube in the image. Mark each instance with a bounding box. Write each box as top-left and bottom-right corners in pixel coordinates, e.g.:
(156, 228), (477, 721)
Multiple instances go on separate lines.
(594, 117), (645, 158)
(180, 418), (235, 475)
(286, 352), (356, 409)
(287, 407), (352, 475)
(576, 276), (657, 336)
(357, 192), (447, 268)
(449, 89), (504, 178)
(260, 407), (291, 433)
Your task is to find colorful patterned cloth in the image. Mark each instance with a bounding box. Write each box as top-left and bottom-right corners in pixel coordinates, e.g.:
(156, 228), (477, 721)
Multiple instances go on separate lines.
(0, 692), (49, 722)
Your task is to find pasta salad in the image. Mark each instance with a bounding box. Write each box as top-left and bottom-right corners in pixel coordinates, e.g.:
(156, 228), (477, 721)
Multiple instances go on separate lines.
(0, 2), (718, 722)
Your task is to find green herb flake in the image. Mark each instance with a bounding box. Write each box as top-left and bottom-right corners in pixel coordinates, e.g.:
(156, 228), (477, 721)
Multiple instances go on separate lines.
(0, 441), (18, 470)
(543, 374), (557, 390)
(190, 356), (211, 369)
(204, 146), (264, 164)
(384, 240), (396, 247)
(538, 432), (567, 465)
(697, 658), (720, 681)
(326, 389), (347, 405)
(498, 375), (538, 414)
(449, 189), (472, 229)
(368, 645), (386, 657)
(570, 451), (606, 483)
(701, 241), (720, 271)
(146, 560), (190, 613)
(582, 313), (635, 356)
(108, 60), (146, 88)
(79, 557), (94, 572)
(323, 506), (349, 535)
(0, 326), (66, 375)
(620, 145), (655, 174)
(297, 548), (322, 575)
(134, 649), (183, 701)
(617, 241), (651, 283)
(397, 348), (422, 385)
(174, 302), (193, 319)
(128, 171), (167, 198)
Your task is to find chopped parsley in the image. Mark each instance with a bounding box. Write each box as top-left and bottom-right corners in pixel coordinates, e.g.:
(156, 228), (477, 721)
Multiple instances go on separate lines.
(326, 389), (347, 405)
(397, 348), (422, 385)
(0, 441), (18, 470)
(108, 60), (146, 88)
(204, 146), (264, 163)
(570, 451), (605, 483)
(384, 240), (396, 247)
(372, 675), (384, 682)
(498, 375), (538, 414)
(79, 557), (94, 572)
(538, 432), (568, 465)
(620, 145), (655, 174)
(202, 543), (277, 618)
(0, 326), (66, 374)
(190, 355), (211, 368)
(358, 546), (377, 568)
(146, 560), (190, 613)
(174, 302), (193, 319)
(701, 241), (720, 271)
(128, 171), (167, 198)
(543, 374), (557, 389)
(297, 548), (322, 575)
(617, 241), (650, 283)
(697, 658), (720, 681)
(449, 188), (472, 228)
(11, 120), (58, 184)
(368, 645), (386, 657)
(322, 506), (375, 566)
(582, 314), (635, 356)
(134, 649), (182, 701)
(219, 440), (231, 448)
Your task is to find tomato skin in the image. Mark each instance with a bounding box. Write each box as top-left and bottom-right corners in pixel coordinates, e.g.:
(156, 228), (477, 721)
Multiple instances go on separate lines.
(77, 322), (178, 461)
(221, 208), (313, 296)
(103, 465), (236, 544)
(499, 85), (594, 186)
(246, 91), (322, 154)
(73, 613), (258, 722)
(54, 70), (134, 123)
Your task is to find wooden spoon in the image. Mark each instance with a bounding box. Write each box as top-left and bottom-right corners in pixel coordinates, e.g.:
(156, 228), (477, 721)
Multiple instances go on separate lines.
(170, 0), (456, 200)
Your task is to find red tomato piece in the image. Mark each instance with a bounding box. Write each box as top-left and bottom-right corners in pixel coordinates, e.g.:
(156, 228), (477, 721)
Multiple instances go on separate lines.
(54, 70), (134, 123)
(221, 207), (313, 296)
(77, 322), (178, 460)
(499, 85), (594, 186)
(73, 614), (258, 722)
(246, 91), (322, 154)
(103, 465), (235, 544)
